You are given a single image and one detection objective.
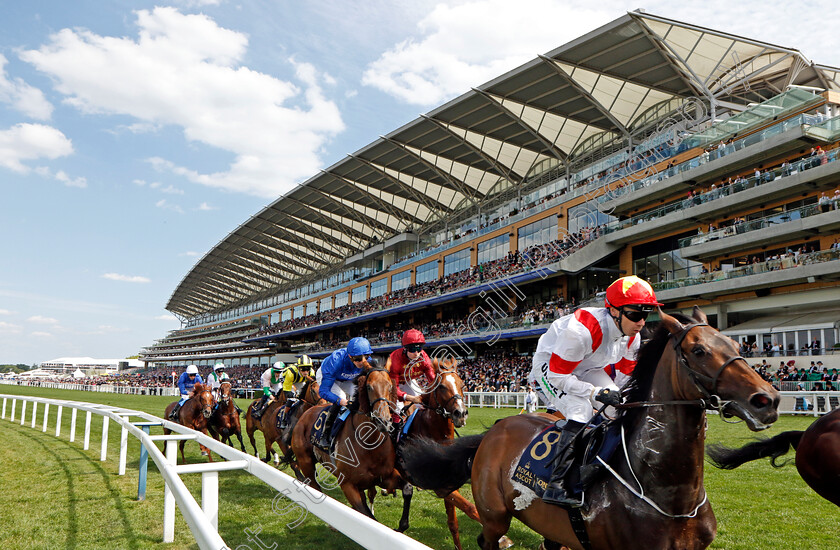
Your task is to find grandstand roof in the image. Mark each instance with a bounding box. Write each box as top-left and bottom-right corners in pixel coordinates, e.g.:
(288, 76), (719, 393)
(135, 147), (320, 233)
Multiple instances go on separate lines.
(166, 9), (840, 319)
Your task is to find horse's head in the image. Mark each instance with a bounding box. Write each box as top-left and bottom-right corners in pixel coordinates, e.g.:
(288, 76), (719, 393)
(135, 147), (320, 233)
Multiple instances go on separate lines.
(192, 383), (214, 419)
(219, 381), (232, 404)
(358, 361), (394, 429)
(429, 357), (468, 428)
(659, 306), (779, 431)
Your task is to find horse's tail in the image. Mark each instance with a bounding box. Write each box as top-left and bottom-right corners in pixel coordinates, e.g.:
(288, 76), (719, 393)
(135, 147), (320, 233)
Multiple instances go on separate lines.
(707, 430), (804, 469)
(398, 434), (485, 494)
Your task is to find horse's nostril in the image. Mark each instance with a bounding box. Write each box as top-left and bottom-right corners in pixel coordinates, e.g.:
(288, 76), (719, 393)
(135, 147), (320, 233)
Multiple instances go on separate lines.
(750, 393), (772, 409)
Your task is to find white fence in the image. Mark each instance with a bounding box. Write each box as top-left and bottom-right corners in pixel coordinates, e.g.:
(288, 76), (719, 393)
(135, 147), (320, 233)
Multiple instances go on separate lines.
(464, 391), (840, 416)
(0, 393), (431, 550)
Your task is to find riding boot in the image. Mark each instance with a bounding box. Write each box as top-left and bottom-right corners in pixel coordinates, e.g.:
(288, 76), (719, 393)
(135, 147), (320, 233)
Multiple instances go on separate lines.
(542, 420), (585, 507)
(253, 396), (268, 420)
(317, 403), (341, 450)
(169, 403), (181, 421)
(279, 399), (295, 429)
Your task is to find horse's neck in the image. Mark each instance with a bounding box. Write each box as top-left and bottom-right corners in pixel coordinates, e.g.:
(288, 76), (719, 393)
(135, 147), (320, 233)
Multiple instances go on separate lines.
(417, 393), (455, 440)
(623, 354), (707, 508)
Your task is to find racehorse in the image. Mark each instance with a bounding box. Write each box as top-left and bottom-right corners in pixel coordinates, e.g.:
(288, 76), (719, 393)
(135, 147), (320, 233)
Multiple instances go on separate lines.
(245, 389), (292, 464)
(272, 378), (326, 467)
(400, 307), (780, 550)
(396, 356), (511, 550)
(708, 406), (840, 507)
(291, 361), (413, 532)
(208, 381), (246, 452)
(164, 383), (216, 463)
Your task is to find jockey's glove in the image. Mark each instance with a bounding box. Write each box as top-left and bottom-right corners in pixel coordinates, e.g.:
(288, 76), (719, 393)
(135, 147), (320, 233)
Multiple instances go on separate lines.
(594, 387), (622, 406)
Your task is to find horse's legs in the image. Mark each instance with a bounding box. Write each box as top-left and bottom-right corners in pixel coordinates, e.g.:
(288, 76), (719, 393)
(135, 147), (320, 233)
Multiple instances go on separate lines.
(201, 429), (214, 462)
(476, 509), (511, 550)
(245, 405), (260, 456)
(442, 498), (463, 550)
(440, 489), (479, 520)
(179, 439), (186, 464)
(342, 483), (375, 520)
(396, 481), (413, 533)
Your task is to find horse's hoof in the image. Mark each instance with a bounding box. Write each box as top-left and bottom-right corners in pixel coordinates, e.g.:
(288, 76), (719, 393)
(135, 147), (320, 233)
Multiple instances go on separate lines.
(201, 451), (208, 456)
(498, 535), (513, 549)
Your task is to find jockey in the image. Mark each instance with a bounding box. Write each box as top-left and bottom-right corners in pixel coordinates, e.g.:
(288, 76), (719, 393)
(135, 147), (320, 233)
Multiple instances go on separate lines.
(252, 361), (285, 420)
(169, 365), (203, 420)
(315, 337), (373, 450)
(277, 355), (314, 430)
(386, 329), (436, 413)
(529, 275), (661, 507)
(207, 363), (228, 400)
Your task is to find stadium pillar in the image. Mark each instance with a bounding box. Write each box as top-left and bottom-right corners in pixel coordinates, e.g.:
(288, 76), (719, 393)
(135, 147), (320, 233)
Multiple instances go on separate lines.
(42, 402), (49, 432)
(69, 407), (77, 442)
(55, 405), (63, 437)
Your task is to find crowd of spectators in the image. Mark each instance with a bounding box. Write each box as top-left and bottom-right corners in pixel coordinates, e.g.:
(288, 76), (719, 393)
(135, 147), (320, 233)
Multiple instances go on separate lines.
(754, 359), (839, 391)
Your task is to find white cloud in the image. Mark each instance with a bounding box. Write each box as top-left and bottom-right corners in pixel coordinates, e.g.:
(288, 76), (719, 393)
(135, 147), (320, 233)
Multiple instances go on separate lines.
(173, 0), (222, 7)
(179, 250), (199, 257)
(160, 184), (184, 195)
(102, 272), (151, 283)
(27, 315), (59, 325)
(362, 1), (615, 105)
(0, 54), (53, 119)
(30, 331), (52, 338)
(0, 123), (73, 173)
(0, 321), (22, 333)
(54, 169), (87, 188)
(0, 309), (13, 315)
(197, 202), (215, 210)
(21, 7), (344, 198)
(155, 198), (185, 213)
(155, 314), (180, 322)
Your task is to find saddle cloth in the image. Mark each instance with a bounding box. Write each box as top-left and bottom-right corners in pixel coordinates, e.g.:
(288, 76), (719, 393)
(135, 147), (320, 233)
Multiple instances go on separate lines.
(275, 400), (305, 431)
(511, 419), (621, 498)
(309, 407), (350, 448)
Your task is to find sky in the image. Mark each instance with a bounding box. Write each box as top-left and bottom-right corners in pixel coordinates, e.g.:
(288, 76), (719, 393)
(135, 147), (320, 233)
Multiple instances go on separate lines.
(2, 0), (840, 365)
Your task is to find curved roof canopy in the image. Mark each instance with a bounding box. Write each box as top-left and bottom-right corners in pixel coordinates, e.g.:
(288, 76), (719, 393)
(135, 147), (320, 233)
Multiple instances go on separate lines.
(167, 10), (838, 319)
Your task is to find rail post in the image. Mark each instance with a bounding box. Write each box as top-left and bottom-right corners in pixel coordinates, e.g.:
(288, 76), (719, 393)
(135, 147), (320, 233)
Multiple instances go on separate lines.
(55, 405), (63, 437)
(2, 397), (6, 419)
(163, 440), (177, 543)
(20, 399), (26, 425)
(202, 471), (219, 530)
(70, 407), (78, 442)
(9, 398), (15, 422)
(118, 418), (129, 475)
(42, 402), (50, 432)
(83, 410), (92, 450)
(100, 415), (110, 461)
(30, 400), (37, 428)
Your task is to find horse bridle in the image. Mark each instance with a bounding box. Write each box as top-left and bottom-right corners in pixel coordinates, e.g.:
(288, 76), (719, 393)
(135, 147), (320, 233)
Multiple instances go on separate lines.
(619, 322), (745, 411)
(363, 366), (394, 412)
(427, 369), (465, 420)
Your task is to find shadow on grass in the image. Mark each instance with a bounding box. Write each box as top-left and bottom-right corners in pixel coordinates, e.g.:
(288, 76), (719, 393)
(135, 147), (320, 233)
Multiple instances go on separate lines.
(13, 424), (154, 549)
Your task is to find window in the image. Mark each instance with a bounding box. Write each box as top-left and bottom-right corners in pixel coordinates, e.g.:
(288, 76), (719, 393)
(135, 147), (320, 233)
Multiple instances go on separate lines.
(293, 305), (304, 318)
(567, 202), (614, 235)
(518, 216), (557, 250)
(281, 309), (291, 322)
(370, 278), (387, 299)
(478, 234), (510, 264)
(334, 291), (349, 308)
(633, 250), (702, 282)
(319, 296), (332, 312)
(391, 270), (411, 292)
(416, 260), (438, 284)
(351, 286), (367, 303)
(444, 248), (471, 276)
(307, 301), (318, 315)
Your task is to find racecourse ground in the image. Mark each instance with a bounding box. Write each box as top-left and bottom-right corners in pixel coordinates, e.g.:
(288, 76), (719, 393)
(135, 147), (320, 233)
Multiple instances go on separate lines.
(0, 385), (836, 550)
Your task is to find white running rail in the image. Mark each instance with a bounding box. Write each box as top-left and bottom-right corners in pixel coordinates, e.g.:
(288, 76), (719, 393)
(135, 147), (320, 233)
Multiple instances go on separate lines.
(0, 393), (431, 550)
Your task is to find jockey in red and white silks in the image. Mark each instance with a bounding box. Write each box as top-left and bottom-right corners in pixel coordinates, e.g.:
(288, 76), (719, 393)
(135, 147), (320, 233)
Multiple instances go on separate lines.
(529, 307), (639, 422)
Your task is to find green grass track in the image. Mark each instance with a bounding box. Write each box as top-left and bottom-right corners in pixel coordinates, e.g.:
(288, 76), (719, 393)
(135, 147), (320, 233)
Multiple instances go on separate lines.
(0, 385), (836, 549)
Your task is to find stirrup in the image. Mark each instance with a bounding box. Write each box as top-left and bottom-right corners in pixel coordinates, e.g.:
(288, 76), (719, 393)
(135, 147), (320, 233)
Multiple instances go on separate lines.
(542, 483), (582, 508)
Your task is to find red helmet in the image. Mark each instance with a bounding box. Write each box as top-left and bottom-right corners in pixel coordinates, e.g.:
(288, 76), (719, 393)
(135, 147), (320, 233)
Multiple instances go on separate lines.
(605, 276), (663, 308)
(402, 329), (426, 347)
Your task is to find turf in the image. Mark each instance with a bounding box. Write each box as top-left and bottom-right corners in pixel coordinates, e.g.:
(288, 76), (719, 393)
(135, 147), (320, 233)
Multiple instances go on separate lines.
(0, 385), (835, 549)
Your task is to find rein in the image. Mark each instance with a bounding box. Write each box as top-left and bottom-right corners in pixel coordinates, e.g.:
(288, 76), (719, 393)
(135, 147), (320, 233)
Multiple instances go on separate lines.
(617, 322), (743, 413)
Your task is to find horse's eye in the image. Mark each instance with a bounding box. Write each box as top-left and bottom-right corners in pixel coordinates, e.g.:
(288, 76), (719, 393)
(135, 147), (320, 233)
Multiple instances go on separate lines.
(692, 347), (706, 357)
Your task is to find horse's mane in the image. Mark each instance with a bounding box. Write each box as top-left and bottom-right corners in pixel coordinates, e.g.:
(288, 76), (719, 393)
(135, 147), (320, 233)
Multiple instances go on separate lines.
(190, 383), (208, 397)
(622, 313), (695, 409)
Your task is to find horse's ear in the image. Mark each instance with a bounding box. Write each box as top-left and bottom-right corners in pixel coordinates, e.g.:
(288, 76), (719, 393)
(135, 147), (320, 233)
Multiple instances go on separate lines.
(692, 305), (708, 324)
(658, 308), (685, 336)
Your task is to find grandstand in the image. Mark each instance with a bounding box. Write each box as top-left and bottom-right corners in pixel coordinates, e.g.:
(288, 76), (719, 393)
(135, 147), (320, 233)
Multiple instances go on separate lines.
(140, 10), (840, 376)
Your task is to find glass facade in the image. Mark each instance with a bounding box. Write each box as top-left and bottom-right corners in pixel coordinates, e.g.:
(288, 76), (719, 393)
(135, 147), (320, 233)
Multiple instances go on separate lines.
(319, 296), (332, 312)
(477, 234), (509, 264)
(633, 249), (702, 282)
(334, 291), (349, 308)
(351, 285), (367, 303)
(370, 277), (387, 299)
(416, 260), (438, 284)
(568, 202), (613, 235)
(281, 309), (291, 322)
(444, 248), (471, 276)
(293, 305), (304, 318)
(518, 216), (558, 250)
(307, 301), (318, 315)
(391, 270), (411, 292)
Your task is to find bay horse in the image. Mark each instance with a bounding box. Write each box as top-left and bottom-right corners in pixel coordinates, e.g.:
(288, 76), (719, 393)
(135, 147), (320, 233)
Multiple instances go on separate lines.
(400, 307), (780, 550)
(708, 406), (840, 507)
(208, 381), (246, 452)
(396, 356), (511, 550)
(272, 378), (326, 466)
(245, 390), (290, 464)
(290, 361), (413, 532)
(164, 383), (216, 463)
